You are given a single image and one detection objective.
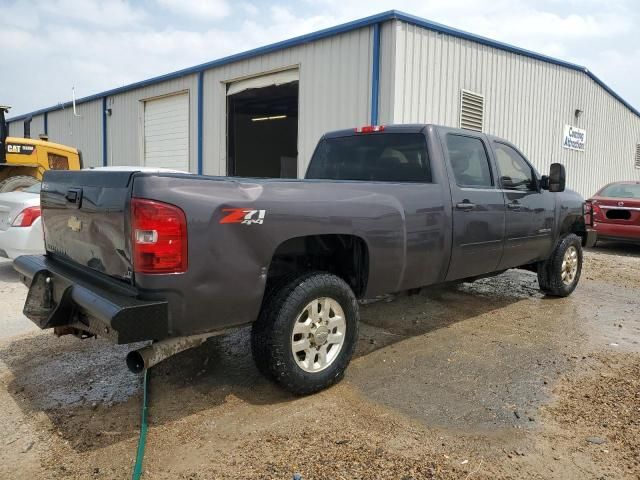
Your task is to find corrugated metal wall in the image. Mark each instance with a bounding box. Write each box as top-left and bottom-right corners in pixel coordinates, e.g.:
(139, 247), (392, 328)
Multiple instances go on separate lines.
(377, 22), (396, 125)
(202, 26), (373, 176)
(7, 116), (45, 139)
(7, 121), (20, 138)
(106, 75), (198, 169)
(391, 20), (640, 198)
(24, 26), (372, 175)
(47, 101), (103, 167)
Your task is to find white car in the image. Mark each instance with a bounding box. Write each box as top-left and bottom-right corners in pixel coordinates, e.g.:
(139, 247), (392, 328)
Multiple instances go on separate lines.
(0, 182), (44, 259)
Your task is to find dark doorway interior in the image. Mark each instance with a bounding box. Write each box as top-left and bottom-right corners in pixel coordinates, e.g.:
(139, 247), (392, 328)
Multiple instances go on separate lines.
(227, 81), (298, 178)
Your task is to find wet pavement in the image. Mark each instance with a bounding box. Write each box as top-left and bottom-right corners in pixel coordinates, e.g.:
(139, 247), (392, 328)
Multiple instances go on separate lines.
(0, 244), (639, 479)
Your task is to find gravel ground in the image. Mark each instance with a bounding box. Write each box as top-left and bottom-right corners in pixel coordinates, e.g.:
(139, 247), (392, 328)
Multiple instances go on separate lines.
(0, 242), (639, 479)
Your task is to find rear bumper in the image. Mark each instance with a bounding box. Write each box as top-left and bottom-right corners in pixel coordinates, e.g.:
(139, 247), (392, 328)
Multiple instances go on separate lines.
(593, 223), (640, 243)
(14, 255), (168, 344)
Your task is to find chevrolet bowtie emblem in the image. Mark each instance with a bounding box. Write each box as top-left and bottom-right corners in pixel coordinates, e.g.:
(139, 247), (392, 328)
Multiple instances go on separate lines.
(67, 216), (82, 232)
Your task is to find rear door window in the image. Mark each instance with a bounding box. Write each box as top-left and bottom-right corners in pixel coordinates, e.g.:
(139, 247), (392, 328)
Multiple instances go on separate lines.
(445, 134), (494, 188)
(306, 133), (431, 182)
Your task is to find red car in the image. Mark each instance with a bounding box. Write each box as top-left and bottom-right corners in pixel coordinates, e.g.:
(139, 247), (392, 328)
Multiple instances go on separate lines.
(586, 181), (640, 244)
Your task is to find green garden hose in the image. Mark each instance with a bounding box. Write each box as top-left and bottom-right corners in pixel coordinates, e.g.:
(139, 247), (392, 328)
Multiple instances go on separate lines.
(129, 368), (304, 480)
(132, 369), (149, 480)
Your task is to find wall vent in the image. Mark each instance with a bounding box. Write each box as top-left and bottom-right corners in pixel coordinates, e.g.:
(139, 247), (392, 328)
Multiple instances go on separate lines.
(459, 90), (484, 132)
(635, 144), (640, 169)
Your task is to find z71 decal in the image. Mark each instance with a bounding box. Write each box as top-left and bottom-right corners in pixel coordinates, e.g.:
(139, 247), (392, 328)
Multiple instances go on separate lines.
(220, 208), (266, 225)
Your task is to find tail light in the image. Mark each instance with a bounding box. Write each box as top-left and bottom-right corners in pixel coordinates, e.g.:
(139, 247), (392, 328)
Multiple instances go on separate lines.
(584, 201), (593, 226)
(355, 125), (385, 133)
(12, 206), (41, 227)
(585, 200), (602, 226)
(131, 198), (187, 274)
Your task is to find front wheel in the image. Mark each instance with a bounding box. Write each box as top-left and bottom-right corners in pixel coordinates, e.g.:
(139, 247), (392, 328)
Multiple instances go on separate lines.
(537, 234), (583, 297)
(251, 272), (359, 395)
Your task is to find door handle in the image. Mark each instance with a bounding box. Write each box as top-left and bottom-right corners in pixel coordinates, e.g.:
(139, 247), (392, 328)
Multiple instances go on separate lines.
(65, 188), (83, 209)
(456, 202), (476, 211)
(507, 201), (521, 210)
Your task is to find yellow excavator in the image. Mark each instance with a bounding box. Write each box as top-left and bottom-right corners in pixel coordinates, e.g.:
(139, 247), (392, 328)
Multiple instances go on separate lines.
(0, 106), (83, 192)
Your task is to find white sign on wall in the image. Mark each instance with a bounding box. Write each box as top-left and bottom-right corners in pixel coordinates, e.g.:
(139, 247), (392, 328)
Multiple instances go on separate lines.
(562, 124), (586, 151)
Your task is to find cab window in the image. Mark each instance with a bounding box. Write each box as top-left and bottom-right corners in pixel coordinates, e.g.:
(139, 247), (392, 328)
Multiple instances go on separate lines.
(445, 134), (493, 188)
(493, 143), (536, 191)
(48, 153), (69, 170)
(307, 133), (431, 182)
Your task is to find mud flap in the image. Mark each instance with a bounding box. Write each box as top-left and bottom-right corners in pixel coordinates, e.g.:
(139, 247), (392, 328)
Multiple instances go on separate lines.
(583, 228), (597, 248)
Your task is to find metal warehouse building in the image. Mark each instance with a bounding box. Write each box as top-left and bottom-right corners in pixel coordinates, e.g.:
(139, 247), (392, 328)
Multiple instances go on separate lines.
(8, 10), (640, 198)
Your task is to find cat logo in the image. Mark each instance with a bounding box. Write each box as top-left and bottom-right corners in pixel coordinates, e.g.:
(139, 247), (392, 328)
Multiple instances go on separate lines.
(6, 144), (36, 155)
(67, 216), (82, 232)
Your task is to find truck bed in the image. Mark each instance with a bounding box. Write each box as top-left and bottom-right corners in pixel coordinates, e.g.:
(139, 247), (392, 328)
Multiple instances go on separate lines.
(28, 168), (451, 339)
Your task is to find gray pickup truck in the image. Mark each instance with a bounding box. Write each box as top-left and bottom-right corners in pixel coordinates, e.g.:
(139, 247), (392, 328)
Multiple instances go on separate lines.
(16, 124), (595, 394)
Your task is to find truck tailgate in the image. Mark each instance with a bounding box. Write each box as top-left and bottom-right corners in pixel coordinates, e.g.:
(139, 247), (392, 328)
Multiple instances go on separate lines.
(41, 170), (134, 280)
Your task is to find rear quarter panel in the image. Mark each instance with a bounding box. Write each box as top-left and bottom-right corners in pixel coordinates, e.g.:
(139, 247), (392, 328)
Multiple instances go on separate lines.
(555, 189), (586, 242)
(131, 173), (450, 336)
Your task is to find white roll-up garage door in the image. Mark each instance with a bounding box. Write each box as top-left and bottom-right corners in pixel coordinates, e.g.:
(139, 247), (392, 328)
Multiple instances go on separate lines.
(143, 92), (189, 171)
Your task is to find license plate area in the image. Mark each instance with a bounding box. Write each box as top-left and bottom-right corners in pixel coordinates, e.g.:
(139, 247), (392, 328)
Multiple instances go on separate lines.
(605, 209), (631, 220)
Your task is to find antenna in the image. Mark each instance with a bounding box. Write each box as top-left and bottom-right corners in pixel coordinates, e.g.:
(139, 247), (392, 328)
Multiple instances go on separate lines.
(72, 87), (82, 117)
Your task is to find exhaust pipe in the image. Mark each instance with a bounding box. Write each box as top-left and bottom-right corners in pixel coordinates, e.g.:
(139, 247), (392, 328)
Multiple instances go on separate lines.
(126, 330), (232, 373)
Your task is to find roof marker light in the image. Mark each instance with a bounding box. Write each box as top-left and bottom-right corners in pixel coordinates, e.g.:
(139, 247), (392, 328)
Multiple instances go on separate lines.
(355, 125), (385, 133)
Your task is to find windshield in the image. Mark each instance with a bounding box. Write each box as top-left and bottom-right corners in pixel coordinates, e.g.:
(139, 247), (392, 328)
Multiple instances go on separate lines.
(23, 182), (42, 194)
(599, 183), (640, 199)
(306, 133), (431, 182)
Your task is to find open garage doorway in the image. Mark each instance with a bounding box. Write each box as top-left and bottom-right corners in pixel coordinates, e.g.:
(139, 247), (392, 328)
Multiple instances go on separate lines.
(227, 70), (299, 178)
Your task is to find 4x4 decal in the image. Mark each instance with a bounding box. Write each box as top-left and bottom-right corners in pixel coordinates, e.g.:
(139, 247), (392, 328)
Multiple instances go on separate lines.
(220, 208), (266, 225)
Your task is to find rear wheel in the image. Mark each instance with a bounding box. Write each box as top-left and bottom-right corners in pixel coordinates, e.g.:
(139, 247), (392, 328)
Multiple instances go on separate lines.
(251, 272), (359, 395)
(0, 175), (38, 193)
(537, 234), (583, 297)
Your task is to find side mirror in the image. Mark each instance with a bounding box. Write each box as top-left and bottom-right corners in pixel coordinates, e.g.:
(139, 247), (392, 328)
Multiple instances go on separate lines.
(540, 175), (550, 190)
(547, 163), (566, 192)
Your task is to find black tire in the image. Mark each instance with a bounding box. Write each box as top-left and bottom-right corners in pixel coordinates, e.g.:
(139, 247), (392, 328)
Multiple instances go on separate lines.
(251, 272), (359, 395)
(251, 273), (299, 379)
(537, 234), (583, 297)
(0, 175), (38, 193)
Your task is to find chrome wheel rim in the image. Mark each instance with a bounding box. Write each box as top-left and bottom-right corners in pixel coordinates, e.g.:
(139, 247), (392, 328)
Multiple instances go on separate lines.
(561, 246), (579, 285)
(291, 297), (346, 373)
